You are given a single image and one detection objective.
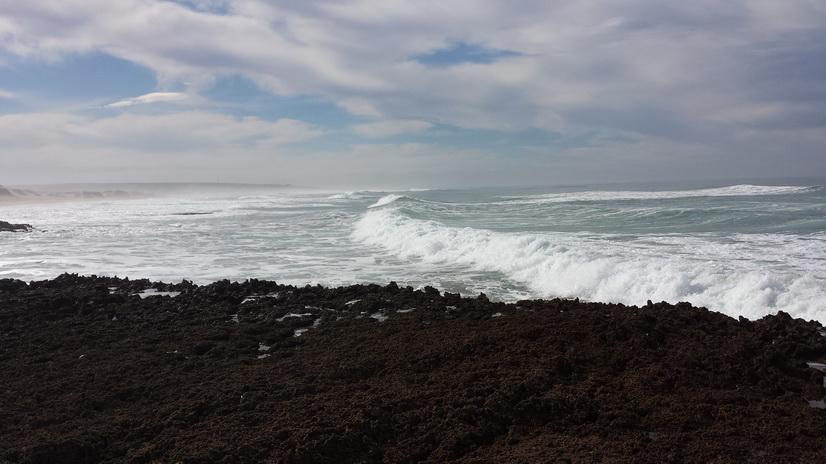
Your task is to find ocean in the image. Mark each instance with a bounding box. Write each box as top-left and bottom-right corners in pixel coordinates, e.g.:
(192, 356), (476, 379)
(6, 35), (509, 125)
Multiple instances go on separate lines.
(1, 179), (824, 322)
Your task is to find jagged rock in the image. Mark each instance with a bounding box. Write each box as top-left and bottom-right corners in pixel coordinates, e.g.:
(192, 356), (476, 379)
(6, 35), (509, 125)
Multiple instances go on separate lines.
(0, 221), (32, 232)
(1, 274), (825, 462)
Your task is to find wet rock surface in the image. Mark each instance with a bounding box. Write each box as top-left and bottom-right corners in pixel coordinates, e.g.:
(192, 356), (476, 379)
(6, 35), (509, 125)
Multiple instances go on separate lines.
(0, 221), (32, 232)
(1, 274), (825, 463)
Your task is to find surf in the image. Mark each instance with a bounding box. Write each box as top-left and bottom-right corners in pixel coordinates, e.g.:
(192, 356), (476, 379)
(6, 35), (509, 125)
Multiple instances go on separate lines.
(352, 194), (826, 321)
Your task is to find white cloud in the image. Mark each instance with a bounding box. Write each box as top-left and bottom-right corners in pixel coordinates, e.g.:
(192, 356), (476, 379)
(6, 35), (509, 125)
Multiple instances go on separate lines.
(352, 120), (432, 138)
(0, 0), (824, 185)
(107, 92), (189, 107)
(337, 98), (383, 118)
(710, 102), (812, 125)
(0, 89), (15, 99)
(0, 110), (332, 184)
(0, 111), (489, 187)
(1, 1), (822, 133)
(0, 111), (322, 152)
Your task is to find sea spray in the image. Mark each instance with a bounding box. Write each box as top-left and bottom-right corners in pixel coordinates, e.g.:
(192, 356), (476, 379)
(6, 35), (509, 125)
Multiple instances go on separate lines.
(353, 193), (826, 321)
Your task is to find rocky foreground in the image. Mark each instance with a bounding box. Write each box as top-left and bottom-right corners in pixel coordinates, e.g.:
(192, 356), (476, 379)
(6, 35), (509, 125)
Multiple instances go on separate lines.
(1, 274), (825, 463)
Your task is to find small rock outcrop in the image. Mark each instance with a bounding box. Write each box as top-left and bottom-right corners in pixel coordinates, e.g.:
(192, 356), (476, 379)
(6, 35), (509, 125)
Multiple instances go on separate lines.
(0, 221), (32, 232)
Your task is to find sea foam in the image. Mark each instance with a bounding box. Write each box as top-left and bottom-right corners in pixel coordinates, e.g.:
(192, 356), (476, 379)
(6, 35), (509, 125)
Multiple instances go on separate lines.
(507, 185), (820, 205)
(352, 201), (826, 322)
(368, 194), (405, 208)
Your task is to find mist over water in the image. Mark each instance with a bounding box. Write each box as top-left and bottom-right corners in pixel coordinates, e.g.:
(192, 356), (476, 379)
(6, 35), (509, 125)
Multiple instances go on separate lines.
(1, 180), (824, 322)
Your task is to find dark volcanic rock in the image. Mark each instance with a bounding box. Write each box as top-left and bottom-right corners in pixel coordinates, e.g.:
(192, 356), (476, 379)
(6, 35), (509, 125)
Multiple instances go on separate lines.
(0, 221), (32, 232)
(1, 274), (825, 463)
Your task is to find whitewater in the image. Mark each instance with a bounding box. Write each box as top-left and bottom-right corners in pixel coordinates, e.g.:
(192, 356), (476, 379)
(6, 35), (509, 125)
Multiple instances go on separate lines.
(1, 180), (824, 322)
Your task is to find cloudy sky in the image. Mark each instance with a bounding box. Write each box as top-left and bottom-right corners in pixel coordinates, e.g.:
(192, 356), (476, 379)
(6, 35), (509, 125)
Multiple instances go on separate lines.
(0, 0), (824, 189)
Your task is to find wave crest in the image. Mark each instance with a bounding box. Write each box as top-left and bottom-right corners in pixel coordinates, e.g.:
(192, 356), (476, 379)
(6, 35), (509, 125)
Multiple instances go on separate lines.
(368, 194), (407, 208)
(511, 185), (820, 205)
(352, 208), (826, 321)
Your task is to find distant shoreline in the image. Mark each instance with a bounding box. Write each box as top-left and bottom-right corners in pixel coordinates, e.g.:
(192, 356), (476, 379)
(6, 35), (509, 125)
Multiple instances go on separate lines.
(0, 182), (308, 207)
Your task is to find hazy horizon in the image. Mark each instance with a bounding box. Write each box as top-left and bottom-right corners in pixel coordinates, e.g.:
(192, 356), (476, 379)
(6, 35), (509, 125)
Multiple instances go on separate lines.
(4, 175), (825, 199)
(1, 1), (824, 189)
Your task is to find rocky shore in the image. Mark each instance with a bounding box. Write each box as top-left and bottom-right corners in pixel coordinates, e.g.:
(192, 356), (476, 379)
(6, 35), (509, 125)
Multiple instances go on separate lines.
(2, 274), (825, 463)
(0, 221), (32, 232)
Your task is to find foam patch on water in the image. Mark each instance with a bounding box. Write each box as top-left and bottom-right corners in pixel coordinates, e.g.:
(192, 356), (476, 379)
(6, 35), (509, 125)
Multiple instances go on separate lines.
(370, 312), (389, 322)
(353, 209), (826, 322)
(242, 293), (280, 304)
(291, 318), (321, 337)
(808, 400), (826, 409)
(277, 313), (312, 322)
(136, 289), (181, 298)
(509, 185), (820, 205)
(294, 328), (309, 337)
(806, 362), (826, 371)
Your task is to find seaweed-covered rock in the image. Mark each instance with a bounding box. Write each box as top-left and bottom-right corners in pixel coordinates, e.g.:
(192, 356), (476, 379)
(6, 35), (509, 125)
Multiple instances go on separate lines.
(1, 274), (825, 463)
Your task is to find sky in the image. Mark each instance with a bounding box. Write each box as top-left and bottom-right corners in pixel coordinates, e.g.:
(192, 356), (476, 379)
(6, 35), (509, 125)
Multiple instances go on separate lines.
(0, 0), (824, 189)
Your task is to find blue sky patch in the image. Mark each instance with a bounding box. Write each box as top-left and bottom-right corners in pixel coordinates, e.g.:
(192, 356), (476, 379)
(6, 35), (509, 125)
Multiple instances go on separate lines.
(201, 75), (359, 128)
(0, 53), (157, 109)
(422, 125), (557, 150)
(162, 0), (232, 15)
(414, 42), (523, 67)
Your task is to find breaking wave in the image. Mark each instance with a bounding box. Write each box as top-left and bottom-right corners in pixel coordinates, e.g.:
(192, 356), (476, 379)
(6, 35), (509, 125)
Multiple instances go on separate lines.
(504, 185), (821, 205)
(352, 196), (826, 321)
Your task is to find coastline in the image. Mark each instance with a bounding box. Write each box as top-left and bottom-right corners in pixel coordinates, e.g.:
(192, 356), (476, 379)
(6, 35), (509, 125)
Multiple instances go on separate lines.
(0, 188), (151, 209)
(2, 274), (825, 462)
(0, 182), (307, 208)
